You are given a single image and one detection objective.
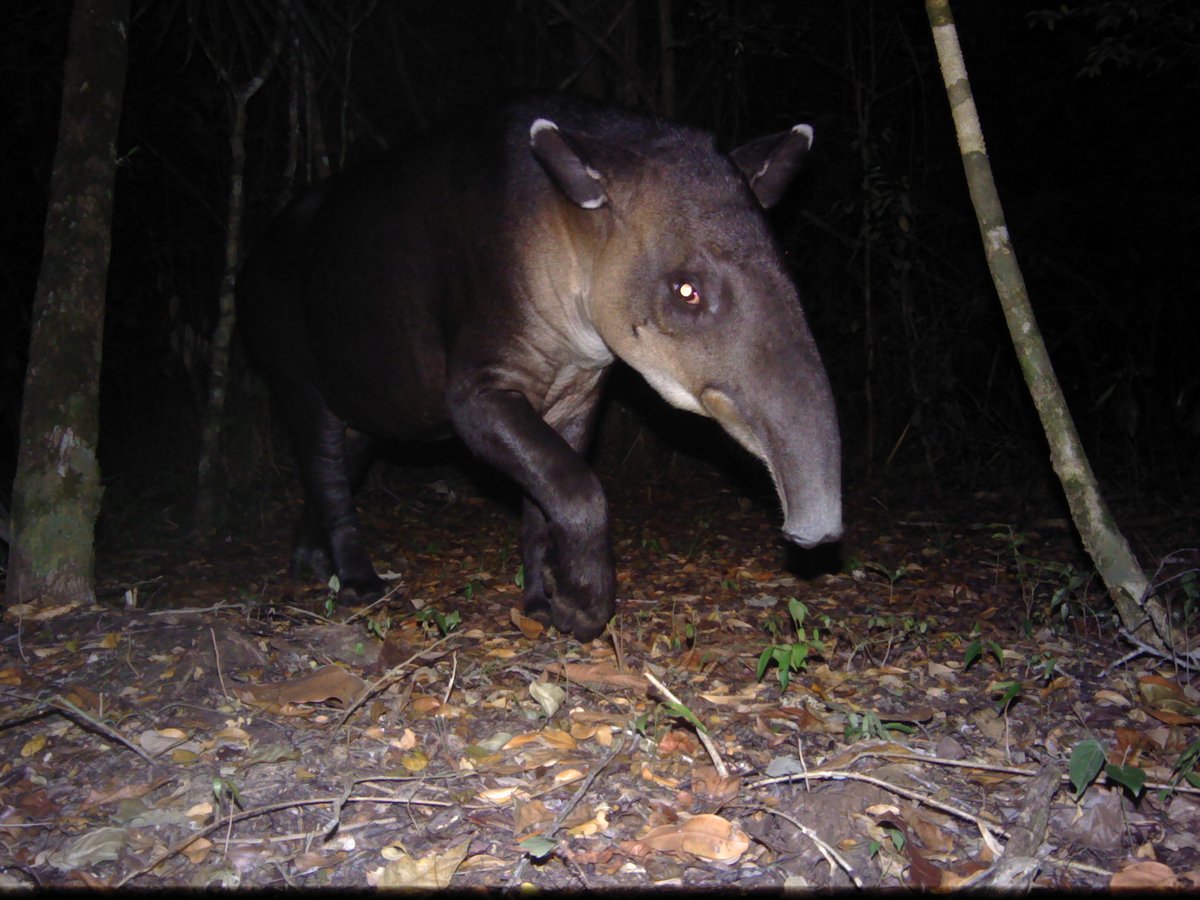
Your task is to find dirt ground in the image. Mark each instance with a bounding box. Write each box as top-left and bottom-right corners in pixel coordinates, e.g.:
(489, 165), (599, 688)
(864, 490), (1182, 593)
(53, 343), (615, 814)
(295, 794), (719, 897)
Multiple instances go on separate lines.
(2, 452), (1199, 890)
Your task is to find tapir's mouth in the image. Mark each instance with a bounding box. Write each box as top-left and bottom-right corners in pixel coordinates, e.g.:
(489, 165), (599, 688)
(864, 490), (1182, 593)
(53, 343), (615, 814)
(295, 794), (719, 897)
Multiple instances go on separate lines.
(699, 386), (843, 549)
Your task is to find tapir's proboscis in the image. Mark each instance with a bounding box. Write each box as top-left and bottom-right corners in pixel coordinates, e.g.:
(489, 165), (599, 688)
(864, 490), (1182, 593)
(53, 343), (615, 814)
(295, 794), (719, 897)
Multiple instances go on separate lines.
(238, 97), (842, 642)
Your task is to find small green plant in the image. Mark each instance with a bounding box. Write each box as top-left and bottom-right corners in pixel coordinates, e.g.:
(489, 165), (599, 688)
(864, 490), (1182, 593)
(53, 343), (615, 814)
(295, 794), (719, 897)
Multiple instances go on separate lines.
(843, 708), (915, 743)
(1069, 738), (1146, 800)
(514, 563), (525, 590)
(416, 606), (461, 637)
(756, 598), (825, 690)
(991, 680), (1023, 715)
(868, 824), (905, 858)
(964, 625), (1004, 672)
(1164, 738), (1200, 799)
(366, 614), (391, 640)
(642, 536), (665, 557)
(324, 575), (340, 617)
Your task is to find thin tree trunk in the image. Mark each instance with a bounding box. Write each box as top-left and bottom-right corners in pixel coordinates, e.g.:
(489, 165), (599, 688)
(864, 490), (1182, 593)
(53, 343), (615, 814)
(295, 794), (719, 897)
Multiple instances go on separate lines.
(924, 0), (1177, 655)
(193, 26), (283, 535)
(6, 0), (130, 607)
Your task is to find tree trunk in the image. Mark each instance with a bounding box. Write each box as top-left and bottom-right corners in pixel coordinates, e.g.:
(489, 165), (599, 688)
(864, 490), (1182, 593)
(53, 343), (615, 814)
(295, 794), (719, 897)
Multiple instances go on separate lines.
(924, 0), (1177, 655)
(6, 0), (130, 607)
(192, 24), (282, 535)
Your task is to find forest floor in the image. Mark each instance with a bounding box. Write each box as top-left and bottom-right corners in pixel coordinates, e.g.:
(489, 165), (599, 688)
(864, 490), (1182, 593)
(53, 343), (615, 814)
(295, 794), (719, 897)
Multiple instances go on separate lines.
(2, 450), (1199, 891)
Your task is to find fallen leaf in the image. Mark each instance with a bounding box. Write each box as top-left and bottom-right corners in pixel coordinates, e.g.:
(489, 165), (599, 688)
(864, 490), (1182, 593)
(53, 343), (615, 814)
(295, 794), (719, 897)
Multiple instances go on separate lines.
(530, 681), (566, 718)
(20, 735), (46, 758)
(238, 664), (367, 709)
(1110, 860), (1178, 889)
(182, 837), (212, 865)
(692, 766), (742, 804)
(372, 842), (470, 889)
(632, 813), (750, 864)
(545, 662), (647, 693)
(566, 803), (609, 837)
(513, 798), (553, 836)
(511, 608), (545, 640)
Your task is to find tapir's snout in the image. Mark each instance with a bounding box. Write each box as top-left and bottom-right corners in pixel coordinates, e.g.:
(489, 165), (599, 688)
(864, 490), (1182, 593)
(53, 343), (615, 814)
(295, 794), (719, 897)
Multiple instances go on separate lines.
(783, 519), (843, 550)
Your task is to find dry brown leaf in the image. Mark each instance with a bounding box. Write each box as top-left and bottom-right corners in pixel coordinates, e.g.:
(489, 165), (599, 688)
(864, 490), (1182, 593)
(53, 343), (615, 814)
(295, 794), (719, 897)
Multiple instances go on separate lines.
(692, 766), (742, 804)
(1110, 860), (1178, 889)
(503, 729), (577, 751)
(239, 664), (366, 709)
(294, 850), (348, 872)
(513, 798), (553, 836)
(510, 607), (545, 640)
(372, 842), (470, 889)
(546, 662), (647, 693)
(658, 729), (699, 757)
(181, 837), (212, 866)
(635, 813), (750, 864)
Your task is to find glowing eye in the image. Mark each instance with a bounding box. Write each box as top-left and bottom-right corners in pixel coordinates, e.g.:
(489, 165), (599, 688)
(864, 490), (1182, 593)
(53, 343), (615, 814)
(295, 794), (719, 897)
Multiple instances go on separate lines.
(674, 281), (701, 305)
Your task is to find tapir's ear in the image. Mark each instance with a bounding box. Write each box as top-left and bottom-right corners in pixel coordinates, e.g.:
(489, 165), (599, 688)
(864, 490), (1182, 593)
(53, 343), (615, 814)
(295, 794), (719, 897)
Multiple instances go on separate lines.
(530, 118), (608, 210)
(730, 124), (814, 209)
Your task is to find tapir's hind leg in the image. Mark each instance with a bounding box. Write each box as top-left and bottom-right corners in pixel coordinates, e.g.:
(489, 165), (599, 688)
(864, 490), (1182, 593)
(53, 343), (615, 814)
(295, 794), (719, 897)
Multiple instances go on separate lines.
(276, 383), (385, 604)
(290, 426), (376, 584)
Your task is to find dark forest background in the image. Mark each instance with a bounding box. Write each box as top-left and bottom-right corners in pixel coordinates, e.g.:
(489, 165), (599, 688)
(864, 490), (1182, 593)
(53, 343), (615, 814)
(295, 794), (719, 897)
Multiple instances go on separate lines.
(2, 0), (1197, 537)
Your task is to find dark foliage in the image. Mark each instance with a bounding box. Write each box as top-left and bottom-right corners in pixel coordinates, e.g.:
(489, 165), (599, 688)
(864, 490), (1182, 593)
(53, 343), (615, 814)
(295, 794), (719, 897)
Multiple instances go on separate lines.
(2, 0), (1197, 523)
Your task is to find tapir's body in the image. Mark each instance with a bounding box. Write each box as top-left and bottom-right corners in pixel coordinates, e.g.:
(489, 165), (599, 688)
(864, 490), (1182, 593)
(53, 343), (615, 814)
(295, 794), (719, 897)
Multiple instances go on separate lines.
(238, 96), (842, 641)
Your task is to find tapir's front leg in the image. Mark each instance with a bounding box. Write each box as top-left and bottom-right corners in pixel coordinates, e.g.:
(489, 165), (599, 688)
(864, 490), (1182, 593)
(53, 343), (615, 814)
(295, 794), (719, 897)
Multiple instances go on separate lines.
(448, 384), (615, 642)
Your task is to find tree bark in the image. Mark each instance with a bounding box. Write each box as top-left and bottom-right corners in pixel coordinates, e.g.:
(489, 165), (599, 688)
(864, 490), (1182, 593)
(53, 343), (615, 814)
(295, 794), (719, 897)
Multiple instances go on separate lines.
(6, 0), (130, 607)
(924, 0), (1177, 654)
(192, 22), (283, 535)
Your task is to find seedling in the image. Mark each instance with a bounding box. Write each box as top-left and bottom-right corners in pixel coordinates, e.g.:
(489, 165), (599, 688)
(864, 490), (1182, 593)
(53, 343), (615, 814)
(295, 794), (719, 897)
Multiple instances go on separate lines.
(416, 606), (460, 637)
(1069, 738), (1146, 800)
(756, 598), (825, 690)
(964, 625), (1004, 672)
(843, 708), (915, 743)
(869, 824), (905, 858)
(324, 575), (340, 617)
(991, 680), (1022, 715)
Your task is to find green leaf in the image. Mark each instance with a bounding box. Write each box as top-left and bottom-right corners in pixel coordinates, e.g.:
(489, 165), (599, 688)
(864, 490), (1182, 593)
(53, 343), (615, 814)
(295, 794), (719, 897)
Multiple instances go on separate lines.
(1069, 739), (1106, 798)
(992, 680), (1022, 713)
(519, 835), (557, 859)
(964, 638), (982, 670)
(663, 700), (708, 735)
(756, 647), (774, 682)
(1105, 763), (1146, 797)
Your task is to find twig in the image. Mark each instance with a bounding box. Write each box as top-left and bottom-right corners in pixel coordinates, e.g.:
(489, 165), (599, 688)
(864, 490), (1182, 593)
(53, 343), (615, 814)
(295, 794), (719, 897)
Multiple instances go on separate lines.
(442, 652), (457, 705)
(50, 696), (160, 765)
(341, 579), (406, 625)
(333, 631), (457, 730)
(209, 626), (229, 701)
(644, 670), (728, 778)
(750, 768), (1006, 846)
(115, 791), (454, 887)
(507, 735), (629, 888)
(760, 807), (862, 888)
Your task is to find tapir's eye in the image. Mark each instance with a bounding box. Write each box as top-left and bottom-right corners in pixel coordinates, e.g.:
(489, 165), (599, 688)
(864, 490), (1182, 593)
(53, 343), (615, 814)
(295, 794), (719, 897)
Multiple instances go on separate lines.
(672, 281), (702, 306)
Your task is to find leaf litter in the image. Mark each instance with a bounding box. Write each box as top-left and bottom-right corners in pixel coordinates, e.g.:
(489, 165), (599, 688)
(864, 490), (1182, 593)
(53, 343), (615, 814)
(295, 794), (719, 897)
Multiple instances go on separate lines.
(1, 456), (1199, 889)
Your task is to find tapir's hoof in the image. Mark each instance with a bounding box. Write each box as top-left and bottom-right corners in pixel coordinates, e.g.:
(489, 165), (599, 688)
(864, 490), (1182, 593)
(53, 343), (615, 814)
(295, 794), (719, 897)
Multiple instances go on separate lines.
(291, 542), (334, 582)
(551, 599), (614, 643)
(336, 575), (387, 606)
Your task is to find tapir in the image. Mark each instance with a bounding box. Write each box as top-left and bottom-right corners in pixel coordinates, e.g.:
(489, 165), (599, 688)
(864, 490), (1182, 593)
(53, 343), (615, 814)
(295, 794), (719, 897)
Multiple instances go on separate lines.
(237, 96), (842, 642)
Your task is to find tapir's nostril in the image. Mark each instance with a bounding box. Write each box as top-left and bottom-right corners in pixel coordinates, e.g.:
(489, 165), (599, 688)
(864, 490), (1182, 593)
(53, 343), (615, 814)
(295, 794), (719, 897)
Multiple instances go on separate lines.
(783, 524), (844, 549)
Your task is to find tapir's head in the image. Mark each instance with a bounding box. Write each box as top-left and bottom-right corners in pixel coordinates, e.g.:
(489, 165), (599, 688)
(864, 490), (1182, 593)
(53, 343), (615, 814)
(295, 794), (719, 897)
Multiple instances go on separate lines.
(529, 110), (842, 548)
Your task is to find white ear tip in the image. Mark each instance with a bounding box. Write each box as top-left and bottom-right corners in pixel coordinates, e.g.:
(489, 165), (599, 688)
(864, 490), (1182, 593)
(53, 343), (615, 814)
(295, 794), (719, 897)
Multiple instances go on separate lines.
(792, 123), (814, 147)
(530, 118), (559, 141)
